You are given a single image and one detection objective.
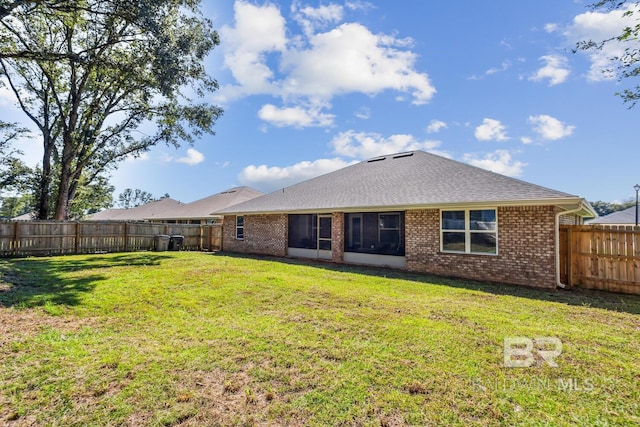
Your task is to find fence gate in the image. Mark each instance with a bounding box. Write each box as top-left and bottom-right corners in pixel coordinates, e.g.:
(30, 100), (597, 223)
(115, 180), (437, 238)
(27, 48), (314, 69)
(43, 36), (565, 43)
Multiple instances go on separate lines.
(560, 225), (640, 294)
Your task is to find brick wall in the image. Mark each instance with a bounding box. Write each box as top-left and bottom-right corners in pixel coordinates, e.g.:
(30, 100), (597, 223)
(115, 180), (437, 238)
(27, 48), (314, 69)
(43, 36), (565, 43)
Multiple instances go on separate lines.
(222, 214), (287, 257)
(223, 206), (562, 289)
(405, 206), (559, 288)
(331, 212), (344, 263)
(559, 213), (581, 225)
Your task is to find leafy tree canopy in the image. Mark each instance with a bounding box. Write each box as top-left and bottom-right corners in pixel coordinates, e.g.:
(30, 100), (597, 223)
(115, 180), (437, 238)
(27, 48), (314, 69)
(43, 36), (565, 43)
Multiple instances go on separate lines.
(117, 188), (156, 209)
(576, 1), (640, 107)
(0, 121), (29, 193)
(589, 199), (636, 216)
(0, 0), (222, 220)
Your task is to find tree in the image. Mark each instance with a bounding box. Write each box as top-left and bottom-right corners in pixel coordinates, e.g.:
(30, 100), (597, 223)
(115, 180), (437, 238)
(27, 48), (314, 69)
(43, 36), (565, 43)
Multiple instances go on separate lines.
(117, 188), (156, 209)
(589, 200), (635, 216)
(0, 193), (32, 219)
(0, 0), (222, 220)
(576, 1), (640, 107)
(0, 122), (30, 192)
(68, 174), (114, 219)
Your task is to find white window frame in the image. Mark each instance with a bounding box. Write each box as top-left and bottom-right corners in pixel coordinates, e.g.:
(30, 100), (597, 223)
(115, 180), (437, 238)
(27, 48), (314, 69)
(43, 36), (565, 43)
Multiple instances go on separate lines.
(235, 215), (244, 240)
(440, 208), (498, 255)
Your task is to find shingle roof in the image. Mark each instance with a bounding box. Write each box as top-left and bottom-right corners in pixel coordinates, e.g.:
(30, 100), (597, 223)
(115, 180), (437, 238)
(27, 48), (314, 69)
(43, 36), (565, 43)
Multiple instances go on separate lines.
(87, 198), (183, 221)
(10, 212), (35, 221)
(589, 206), (637, 224)
(87, 187), (264, 222)
(150, 186), (263, 220)
(218, 151), (590, 215)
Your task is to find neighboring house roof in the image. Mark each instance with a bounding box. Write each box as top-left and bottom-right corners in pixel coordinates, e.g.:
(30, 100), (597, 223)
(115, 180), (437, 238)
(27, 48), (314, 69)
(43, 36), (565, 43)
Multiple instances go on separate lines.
(87, 197), (183, 221)
(10, 212), (35, 221)
(218, 151), (596, 217)
(87, 187), (264, 222)
(588, 206), (637, 225)
(150, 186), (264, 221)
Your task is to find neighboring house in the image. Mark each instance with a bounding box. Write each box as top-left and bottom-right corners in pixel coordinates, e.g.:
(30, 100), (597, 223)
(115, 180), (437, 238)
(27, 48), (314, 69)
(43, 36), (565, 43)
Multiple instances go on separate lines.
(588, 206), (637, 225)
(87, 197), (184, 222)
(87, 187), (263, 224)
(10, 212), (35, 221)
(217, 151), (596, 289)
(149, 187), (264, 224)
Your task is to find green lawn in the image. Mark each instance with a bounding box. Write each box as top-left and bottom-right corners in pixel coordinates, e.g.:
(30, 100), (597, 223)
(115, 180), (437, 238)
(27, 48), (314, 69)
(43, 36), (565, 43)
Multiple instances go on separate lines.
(0, 252), (638, 426)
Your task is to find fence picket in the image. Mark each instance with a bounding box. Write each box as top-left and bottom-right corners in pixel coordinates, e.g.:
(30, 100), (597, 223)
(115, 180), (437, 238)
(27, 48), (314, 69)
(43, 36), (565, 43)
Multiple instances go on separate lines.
(560, 224), (640, 295)
(0, 221), (222, 257)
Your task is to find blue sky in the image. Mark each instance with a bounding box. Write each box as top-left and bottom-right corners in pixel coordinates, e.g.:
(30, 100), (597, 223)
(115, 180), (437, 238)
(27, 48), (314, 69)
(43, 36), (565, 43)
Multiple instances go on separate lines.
(4, 1), (640, 205)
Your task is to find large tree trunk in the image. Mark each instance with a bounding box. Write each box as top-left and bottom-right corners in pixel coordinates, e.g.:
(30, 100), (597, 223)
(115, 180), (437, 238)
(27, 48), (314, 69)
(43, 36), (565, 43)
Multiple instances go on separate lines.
(54, 133), (75, 220)
(36, 134), (53, 220)
(54, 152), (75, 220)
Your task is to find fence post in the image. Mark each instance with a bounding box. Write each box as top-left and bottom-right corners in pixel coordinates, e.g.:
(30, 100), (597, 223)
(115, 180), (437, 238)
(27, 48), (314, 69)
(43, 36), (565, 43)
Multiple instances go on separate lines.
(567, 227), (573, 286)
(124, 222), (129, 252)
(12, 222), (19, 256)
(75, 221), (80, 254)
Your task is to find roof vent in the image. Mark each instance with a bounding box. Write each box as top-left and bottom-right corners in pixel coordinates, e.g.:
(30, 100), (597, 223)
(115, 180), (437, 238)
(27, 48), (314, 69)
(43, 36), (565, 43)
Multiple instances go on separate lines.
(367, 156), (386, 163)
(392, 152), (414, 159)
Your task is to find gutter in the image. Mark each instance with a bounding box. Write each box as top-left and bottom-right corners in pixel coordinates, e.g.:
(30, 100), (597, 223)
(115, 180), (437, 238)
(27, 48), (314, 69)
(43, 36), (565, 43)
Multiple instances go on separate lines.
(555, 200), (590, 289)
(218, 197), (591, 217)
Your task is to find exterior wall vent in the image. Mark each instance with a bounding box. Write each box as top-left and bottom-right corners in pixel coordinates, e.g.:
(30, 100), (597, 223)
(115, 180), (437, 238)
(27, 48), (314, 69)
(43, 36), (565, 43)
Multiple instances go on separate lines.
(367, 156), (386, 163)
(392, 152), (414, 159)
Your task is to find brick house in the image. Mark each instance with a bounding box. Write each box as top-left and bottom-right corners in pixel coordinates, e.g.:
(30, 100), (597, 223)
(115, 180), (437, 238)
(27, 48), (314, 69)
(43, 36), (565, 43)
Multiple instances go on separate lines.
(218, 151), (595, 289)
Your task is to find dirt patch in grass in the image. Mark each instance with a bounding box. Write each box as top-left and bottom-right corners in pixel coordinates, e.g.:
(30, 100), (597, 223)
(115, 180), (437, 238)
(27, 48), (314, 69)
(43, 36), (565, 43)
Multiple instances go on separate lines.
(0, 307), (97, 344)
(135, 364), (311, 427)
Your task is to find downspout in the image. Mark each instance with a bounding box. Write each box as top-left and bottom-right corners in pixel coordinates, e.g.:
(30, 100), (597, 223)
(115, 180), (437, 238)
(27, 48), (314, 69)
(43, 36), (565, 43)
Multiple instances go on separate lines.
(555, 201), (585, 289)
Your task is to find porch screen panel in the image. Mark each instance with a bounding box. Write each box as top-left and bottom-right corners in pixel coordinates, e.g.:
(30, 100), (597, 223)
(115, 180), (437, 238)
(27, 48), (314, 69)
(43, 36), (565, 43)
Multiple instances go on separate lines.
(345, 212), (405, 256)
(288, 214), (317, 249)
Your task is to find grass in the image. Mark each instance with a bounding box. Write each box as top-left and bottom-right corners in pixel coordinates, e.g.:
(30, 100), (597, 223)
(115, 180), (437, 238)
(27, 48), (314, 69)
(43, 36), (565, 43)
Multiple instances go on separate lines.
(0, 251), (638, 426)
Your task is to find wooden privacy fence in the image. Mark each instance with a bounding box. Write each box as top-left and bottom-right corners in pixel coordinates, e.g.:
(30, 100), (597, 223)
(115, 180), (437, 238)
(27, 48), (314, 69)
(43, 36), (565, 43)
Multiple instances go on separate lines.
(0, 221), (223, 257)
(559, 225), (640, 294)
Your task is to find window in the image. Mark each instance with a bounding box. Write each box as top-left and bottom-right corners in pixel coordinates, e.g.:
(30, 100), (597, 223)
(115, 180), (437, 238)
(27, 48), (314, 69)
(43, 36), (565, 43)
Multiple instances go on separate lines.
(345, 212), (405, 256)
(441, 209), (497, 254)
(235, 216), (244, 240)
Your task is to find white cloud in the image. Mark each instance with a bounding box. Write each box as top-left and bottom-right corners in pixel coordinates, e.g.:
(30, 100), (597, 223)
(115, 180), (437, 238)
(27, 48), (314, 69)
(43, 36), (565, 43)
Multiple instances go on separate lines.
(468, 60), (512, 80)
(218, 1), (287, 100)
(529, 55), (570, 86)
(238, 157), (356, 191)
(426, 119), (447, 134)
(281, 22), (435, 104)
(520, 136), (533, 145)
(486, 60), (512, 75)
(331, 130), (443, 159)
(345, 1), (375, 12)
(354, 107), (371, 120)
(125, 152), (150, 163)
(258, 104), (335, 128)
(528, 114), (575, 140)
(218, 1), (436, 117)
(176, 148), (205, 166)
(464, 150), (526, 177)
(544, 23), (558, 33)
(0, 80), (18, 107)
(292, 2), (344, 36)
(474, 118), (509, 141)
(566, 4), (640, 81)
